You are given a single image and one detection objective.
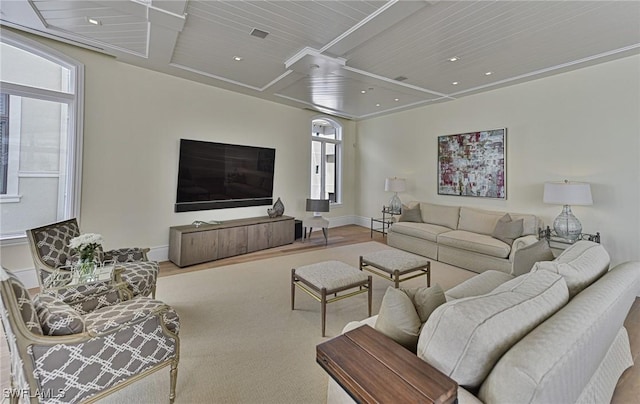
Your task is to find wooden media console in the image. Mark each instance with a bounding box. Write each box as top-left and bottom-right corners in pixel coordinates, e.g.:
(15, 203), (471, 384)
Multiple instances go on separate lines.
(169, 215), (295, 267)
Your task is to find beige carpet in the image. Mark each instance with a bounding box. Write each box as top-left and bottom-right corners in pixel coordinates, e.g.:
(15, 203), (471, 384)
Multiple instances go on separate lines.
(99, 241), (475, 404)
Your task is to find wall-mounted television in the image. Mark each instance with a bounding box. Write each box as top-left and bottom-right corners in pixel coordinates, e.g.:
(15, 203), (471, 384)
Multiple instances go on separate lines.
(175, 139), (275, 212)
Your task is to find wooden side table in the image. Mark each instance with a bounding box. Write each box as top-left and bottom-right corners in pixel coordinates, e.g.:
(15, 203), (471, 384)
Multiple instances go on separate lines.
(317, 325), (457, 403)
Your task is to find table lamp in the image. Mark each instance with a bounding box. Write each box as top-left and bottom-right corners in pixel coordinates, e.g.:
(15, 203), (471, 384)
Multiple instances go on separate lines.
(306, 198), (330, 217)
(385, 177), (406, 214)
(543, 180), (592, 241)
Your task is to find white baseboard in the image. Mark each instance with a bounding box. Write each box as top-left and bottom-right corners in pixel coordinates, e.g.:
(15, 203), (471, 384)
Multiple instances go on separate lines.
(12, 215), (370, 289)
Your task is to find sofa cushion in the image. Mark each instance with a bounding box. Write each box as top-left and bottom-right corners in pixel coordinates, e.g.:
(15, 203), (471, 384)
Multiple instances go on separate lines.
(417, 270), (569, 389)
(512, 239), (554, 276)
(491, 214), (523, 245)
(531, 240), (609, 299)
(458, 207), (505, 235)
(390, 221), (451, 243)
(34, 294), (85, 336)
(398, 204), (422, 223)
(438, 230), (511, 258)
(445, 270), (514, 301)
(420, 203), (460, 229)
(375, 285), (445, 352)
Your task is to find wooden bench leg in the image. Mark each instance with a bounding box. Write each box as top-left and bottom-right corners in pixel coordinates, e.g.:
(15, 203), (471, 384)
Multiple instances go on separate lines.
(393, 269), (400, 288)
(291, 269), (296, 310)
(321, 287), (327, 337)
(367, 276), (372, 317)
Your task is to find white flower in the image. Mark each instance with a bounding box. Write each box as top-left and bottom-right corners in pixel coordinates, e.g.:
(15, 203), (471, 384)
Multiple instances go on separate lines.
(69, 233), (103, 250)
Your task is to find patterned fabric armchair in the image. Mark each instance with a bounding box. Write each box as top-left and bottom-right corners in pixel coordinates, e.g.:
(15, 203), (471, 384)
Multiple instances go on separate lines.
(0, 266), (180, 403)
(26, 218), (159, 299)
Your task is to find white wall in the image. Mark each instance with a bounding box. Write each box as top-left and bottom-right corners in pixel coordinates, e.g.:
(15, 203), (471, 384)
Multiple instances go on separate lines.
(0, 29), (357, 281)
(356, 54), (640, 265)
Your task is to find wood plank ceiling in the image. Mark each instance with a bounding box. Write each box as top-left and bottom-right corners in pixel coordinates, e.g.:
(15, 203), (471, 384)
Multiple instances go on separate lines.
(1, 0), (639, 120)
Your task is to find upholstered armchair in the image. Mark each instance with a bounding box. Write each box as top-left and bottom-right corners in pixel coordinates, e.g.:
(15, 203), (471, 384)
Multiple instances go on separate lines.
(26, 218), (159, 299)
(0, 266), (180, 403)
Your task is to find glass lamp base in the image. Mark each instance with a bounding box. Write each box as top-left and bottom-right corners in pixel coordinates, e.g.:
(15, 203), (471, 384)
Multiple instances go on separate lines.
(553, 205), (582, 241)
(389, 193), (402, 214)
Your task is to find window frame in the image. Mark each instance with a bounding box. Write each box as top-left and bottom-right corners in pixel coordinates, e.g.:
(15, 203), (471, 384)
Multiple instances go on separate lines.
(310, 117), (342, 205)
(0, 30), (84, 243)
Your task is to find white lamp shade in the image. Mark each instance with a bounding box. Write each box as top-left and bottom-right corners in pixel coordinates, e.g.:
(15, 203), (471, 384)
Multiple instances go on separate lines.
(384, 177), (406, 192)
(543, 181), (593, 205)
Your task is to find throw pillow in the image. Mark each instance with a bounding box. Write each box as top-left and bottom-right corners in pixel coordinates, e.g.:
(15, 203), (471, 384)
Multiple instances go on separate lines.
(398, 204), (422, 223)
(531, 240), (609, 298)
(492, 214), (524, 245)
(512, 239), (554, 276)
(34, 294), (85, 336)
(403, 284), (446, 322)
(375, 284), (446, 352)
(417, 270), (569, 390)
(375, 287), (421, 351)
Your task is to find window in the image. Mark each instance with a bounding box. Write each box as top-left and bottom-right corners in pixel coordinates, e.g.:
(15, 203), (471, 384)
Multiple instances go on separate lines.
(0, 31), (84, 241)
(310, 118), (342, 203)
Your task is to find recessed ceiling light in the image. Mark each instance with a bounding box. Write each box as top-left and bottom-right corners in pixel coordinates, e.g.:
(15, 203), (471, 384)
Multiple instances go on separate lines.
(452, 81), (459, 85)
(448, 56), (459, 62)
(87, 17), (101, 25)
(361, 90), (366, 94)
(394, 98), (400, 102)
(485, 71), (493, 76)
(376, 103), (381, 107)
(233, 56), (243, 62)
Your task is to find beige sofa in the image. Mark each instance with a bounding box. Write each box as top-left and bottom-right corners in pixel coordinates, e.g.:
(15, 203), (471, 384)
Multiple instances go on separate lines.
(326, 241), (640, 404)
(387, 202), (542, 274)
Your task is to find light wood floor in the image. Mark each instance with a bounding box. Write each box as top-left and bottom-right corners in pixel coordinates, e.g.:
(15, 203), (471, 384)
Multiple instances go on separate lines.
(1, 225), (638, 402)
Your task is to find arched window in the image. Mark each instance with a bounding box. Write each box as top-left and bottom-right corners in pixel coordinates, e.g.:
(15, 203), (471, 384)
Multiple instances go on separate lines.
(0, 30), (84, 241)
(310, 117), (342, 204)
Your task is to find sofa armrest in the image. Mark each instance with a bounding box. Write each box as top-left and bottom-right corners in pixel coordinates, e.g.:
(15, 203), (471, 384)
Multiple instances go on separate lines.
(341, 315), (378, 333)
(508, 235), (538, 261)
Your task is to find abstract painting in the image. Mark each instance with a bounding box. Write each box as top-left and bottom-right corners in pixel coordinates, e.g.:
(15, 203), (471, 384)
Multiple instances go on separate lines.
(437, 129), (506, 199)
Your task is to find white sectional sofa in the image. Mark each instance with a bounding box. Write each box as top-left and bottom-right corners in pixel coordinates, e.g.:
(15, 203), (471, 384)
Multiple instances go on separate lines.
(387, 202), (542, 274)
(326, 241), (640, 404)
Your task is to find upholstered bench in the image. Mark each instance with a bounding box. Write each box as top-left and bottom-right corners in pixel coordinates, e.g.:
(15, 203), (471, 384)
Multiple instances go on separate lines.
(360, 249), (431, 288)
(291, 260), (372, 336)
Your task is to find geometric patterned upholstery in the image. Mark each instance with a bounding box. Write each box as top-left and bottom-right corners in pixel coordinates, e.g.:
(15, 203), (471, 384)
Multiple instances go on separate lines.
(27, 218), (159, 300)
(119, 261), (159, 298)
(34, 294), (85, 336)
(43, 281), (122, 315)
(0, 266), (180, 404)
(8, 274), (43, 335)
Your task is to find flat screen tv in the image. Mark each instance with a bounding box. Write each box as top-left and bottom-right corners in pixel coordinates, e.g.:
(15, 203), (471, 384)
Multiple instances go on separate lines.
(175, 139), (275, 212)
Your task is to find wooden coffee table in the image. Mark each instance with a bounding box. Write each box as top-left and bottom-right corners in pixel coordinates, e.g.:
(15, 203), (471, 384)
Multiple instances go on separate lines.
(317, 324), (457, 403)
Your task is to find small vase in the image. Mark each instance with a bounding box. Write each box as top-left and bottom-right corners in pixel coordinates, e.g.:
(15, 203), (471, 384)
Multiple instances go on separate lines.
(75, 259), (97, 282)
